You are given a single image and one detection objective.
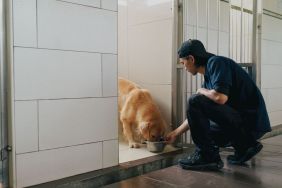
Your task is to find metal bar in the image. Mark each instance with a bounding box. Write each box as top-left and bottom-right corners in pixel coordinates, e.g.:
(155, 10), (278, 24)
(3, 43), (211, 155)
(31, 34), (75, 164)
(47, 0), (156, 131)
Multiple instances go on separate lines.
(171, 0), (180, 138)
(195, 0), (199, 91)
(252, 0), (261, 87)
(0, 0), (10, 186)
(196, 0), (199, 38)
(235, 9), (237, 61)
(230, 8), (233, 58)
(240, 0), (243, 63)
(217, 0), (220, 55)
(228, 0), (231, 58)
(207, 0), (209, 51)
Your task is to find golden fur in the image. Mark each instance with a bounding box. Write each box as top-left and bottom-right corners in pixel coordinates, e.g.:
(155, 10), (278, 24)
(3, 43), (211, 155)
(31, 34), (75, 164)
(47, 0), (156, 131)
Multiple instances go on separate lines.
(118, 78), (167, 148)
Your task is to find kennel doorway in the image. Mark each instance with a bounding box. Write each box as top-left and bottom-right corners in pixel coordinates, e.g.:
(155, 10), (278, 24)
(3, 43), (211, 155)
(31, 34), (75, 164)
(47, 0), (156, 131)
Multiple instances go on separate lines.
(117, 0), (180, 163)
(176, 0), (260, 145)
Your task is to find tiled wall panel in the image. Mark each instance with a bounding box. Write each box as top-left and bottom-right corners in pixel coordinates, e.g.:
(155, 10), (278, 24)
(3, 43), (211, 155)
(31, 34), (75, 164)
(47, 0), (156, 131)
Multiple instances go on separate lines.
(39, 98), (118, 150)
(15, 101), (38, 154)
(13, 0), (118, 187)
(14, 48), (102, 100)
(37, 0), (117, 53)
(16, 142), (102, 188)
(13, 0), (37, 47)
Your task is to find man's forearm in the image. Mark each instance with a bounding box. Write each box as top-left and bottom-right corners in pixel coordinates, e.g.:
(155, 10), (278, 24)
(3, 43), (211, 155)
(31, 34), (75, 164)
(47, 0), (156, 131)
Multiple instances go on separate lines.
(174, 119), (190, 136)
(197, 88), (228, 105)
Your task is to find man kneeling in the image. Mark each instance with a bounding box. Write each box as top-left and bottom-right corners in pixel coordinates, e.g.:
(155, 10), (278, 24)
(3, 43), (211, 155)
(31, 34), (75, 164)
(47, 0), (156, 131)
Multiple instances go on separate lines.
(165, 39), (271, 170)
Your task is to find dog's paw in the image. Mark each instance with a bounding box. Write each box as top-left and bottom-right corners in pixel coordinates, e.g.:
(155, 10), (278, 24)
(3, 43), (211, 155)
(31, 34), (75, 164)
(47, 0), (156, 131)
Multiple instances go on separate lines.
(129, 142), (140, 148)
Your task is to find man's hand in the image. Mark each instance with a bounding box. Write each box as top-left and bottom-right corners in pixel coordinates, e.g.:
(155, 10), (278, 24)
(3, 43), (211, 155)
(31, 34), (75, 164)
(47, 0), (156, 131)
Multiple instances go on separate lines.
(165, 120), (190, 144)
(196, 88), (206, 95)
(165, 131), (178, 144)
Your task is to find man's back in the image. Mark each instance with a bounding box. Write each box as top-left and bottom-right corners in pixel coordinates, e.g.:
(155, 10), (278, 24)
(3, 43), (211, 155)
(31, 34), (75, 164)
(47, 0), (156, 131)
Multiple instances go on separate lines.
(203, 56), (271, 137)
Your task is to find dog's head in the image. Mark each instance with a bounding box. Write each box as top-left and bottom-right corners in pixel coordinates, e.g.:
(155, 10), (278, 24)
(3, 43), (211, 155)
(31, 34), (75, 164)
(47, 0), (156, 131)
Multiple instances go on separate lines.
(139, 121), (166, 142)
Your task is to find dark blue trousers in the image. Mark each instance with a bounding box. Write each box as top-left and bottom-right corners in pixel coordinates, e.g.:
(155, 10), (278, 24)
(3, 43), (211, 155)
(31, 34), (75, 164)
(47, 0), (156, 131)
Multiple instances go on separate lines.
(187, 94), (257, 158)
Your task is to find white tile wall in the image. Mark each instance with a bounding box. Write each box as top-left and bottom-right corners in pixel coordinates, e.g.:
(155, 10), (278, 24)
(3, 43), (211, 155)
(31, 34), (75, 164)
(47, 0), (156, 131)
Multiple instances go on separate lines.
(196, 74), (203, 90)
(231, 0), (252, 9)
(39, 98), (118, 150)
(261, 7), (282, 127)
(219, 32), (229, 57)
(209, 0), (218, 30)
(185, 25), (196, 40)
(197, 28), (208, 45)
(263, 0), (282, 14)
(15, 101), (38, 154)
(186, 74), (192, 93)
(127, 0), (172, 26)
(262, 15), (282, 42)
(186, 0), (197, 26)
(262, 40), (282, 65)
(103, 139), (119, 168)
(261, 65), (282, 89)
(140, 84), (172, 125)
(37, 0), (117, 54)
(244, 0), (253, 10)
(231, 0), (241, 7)
(267, 88), (282, 112)
(118, 1), (129, 78)
(103, 54), (118, 97)
(220, 1), (230, 32)
(128, 19), (172, 84)
(268, 111), (282, 127)
(208, 29), (218, 54)
(14, 47), (102, 100)
(13, 0), (37, 47)
(191, 75), (197, 93)
(261, 88), (269, 106)
(198, 0), (207, 27)
(102, 0), (118, 11)
(16, 142), (102, 188)
(13, 0), (118, 187)
(57, 0), (101, 8)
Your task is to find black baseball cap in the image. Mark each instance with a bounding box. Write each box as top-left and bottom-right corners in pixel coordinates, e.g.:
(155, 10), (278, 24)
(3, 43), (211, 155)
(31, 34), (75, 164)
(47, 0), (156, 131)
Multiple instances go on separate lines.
(178, 39), (214, 59)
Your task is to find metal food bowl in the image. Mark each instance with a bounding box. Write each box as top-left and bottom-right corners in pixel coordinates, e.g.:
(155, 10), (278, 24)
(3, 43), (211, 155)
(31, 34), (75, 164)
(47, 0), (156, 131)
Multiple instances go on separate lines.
(146, 141), (166, 153)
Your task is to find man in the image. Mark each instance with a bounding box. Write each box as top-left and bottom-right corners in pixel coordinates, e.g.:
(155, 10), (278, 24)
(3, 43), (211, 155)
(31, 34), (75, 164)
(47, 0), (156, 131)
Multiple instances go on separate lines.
(166, 39), (271, 170)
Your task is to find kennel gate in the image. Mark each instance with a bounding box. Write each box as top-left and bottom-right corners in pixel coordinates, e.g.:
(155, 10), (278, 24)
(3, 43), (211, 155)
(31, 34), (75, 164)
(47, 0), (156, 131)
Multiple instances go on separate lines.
(172, 0), (261, 145)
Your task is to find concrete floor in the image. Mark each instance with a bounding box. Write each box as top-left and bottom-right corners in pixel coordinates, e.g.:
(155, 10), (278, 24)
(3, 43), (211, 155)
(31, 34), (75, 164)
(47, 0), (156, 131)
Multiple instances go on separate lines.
(104, 135), (282, 188)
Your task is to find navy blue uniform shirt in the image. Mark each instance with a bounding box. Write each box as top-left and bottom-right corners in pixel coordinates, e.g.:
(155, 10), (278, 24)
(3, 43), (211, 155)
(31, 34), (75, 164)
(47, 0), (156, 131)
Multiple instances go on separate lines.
(203, 56), (271, 138)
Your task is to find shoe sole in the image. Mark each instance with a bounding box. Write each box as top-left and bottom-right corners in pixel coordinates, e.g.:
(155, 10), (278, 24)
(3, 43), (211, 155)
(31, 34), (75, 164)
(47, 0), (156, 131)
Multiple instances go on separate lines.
(228, 143), (263, 165)
(179, 161), (224, 171)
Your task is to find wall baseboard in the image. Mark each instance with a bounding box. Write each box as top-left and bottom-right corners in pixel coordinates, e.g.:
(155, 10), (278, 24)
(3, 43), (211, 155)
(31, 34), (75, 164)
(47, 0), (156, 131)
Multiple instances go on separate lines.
(261, 124), (282, 140)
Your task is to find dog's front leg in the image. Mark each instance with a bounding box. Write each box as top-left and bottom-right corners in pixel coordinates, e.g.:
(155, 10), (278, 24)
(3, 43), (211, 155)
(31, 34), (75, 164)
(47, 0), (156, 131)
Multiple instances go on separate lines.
(122, 121), (140, 148)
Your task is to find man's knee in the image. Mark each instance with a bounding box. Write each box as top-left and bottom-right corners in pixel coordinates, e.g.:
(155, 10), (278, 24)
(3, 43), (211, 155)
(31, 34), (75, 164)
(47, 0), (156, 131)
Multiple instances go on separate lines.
(188, 94), (209, 107)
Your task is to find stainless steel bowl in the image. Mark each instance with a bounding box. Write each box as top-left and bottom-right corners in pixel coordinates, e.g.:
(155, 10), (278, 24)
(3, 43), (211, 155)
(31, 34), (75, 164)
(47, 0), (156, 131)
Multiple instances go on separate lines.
(146, 141), (166, 153)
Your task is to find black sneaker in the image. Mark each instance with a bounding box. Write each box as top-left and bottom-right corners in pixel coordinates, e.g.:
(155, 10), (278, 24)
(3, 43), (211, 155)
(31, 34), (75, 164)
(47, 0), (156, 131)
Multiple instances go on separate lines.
(227, 142), (263, 165)
(178, 150), (224, 170)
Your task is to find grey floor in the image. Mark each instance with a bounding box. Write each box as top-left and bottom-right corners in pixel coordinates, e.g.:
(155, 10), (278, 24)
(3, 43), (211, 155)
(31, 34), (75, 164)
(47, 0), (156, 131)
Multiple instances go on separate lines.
(104, 135), (282, 188)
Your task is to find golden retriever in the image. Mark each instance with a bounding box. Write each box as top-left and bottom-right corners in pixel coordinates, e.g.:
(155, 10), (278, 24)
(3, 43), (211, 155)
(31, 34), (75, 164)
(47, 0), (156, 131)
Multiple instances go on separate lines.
(118, 78), (168, 148)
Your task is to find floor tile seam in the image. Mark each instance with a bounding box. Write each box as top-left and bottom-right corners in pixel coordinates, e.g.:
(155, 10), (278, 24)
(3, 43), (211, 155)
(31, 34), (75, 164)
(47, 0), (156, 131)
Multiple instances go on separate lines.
(255, 157), (282, 163)
(261, 143), (282, 147)
(143, 176), (177, 187)
(144, 167), (260, 188)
